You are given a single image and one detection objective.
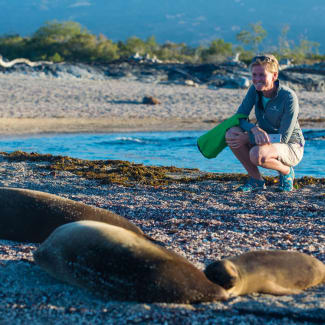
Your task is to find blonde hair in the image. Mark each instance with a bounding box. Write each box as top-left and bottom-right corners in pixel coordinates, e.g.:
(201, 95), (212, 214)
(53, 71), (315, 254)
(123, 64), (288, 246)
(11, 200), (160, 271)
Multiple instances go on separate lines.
(250, 54), (279, 74)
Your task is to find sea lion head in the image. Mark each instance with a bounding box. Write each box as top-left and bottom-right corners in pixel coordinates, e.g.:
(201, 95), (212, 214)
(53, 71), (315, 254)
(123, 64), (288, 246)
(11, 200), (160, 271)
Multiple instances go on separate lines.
(204, 259), (239, 290)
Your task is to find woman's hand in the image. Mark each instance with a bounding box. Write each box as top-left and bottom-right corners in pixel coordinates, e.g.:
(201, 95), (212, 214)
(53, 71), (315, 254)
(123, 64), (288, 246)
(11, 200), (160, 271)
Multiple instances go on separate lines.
(226, 129), (249, 149)
(251, 126), (270, 145)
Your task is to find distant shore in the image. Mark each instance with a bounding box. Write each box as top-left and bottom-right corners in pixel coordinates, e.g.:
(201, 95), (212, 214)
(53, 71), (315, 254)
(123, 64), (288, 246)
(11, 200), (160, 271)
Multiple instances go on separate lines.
(0, 75), (324, 136)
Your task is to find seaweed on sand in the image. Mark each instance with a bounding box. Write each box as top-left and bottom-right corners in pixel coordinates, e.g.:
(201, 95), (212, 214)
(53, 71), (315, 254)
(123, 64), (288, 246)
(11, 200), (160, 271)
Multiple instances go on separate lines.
(1, 151), (324, 187)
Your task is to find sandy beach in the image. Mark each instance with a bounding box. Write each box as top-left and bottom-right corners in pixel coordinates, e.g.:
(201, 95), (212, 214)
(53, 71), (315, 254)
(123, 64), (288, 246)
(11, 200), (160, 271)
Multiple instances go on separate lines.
(0, 75), (324, 135)
(0, 75), (324, 324)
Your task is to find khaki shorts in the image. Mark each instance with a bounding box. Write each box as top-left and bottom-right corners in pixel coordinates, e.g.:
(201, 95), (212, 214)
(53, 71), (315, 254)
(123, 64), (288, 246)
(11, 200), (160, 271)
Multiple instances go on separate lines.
(273, 143), (304, 167)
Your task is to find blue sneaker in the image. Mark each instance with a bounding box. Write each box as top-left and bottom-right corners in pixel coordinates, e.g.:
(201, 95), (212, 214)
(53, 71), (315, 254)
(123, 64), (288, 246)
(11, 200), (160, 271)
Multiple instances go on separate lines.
(236, 177), (266, 192)
(278, 167), (295, 192)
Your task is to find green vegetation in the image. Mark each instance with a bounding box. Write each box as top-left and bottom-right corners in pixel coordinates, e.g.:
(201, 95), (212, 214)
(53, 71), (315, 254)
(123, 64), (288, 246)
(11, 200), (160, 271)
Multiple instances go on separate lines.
(0, 20), (324, 65)
(236, 22), (267, 53)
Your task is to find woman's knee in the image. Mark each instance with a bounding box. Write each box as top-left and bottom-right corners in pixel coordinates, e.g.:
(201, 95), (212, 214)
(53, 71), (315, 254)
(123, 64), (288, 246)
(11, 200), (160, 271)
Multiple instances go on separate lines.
(249, 146), (264, 166)
(225, 126), (244, 139)
(249, 146), (270, 166)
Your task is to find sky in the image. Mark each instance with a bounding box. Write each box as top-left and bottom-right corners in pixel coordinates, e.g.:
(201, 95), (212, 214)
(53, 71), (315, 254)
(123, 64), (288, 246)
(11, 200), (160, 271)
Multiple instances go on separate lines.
(0, 0), (324, 51)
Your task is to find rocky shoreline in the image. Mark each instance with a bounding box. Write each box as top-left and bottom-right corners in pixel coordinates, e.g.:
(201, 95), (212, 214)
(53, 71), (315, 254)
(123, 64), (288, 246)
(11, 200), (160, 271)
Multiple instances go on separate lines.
(1, 60), (325, 92)
(0, 152), (324, 324)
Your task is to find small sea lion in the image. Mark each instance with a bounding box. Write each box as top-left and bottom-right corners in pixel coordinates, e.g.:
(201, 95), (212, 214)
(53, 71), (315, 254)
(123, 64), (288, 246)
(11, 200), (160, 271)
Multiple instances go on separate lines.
(34, 221), (228, 303)
(204, 250), (325, 296)
(0, 187), (145, 243)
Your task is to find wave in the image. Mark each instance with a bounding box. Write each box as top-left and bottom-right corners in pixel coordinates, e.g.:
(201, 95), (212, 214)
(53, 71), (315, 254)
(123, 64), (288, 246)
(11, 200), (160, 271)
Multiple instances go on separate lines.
(95, 135), (198, 146)
(303, 129), (325, 140)
(95, 137), (159, 146)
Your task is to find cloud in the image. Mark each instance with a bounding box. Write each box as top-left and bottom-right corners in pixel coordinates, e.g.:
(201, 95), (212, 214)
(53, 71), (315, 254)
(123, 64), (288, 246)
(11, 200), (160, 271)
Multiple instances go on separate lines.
(311, 6), (325, 11)
(234, 0), (244, 6)
(39, 0), (50, 10)
(165, 13), (185, 20)
(195, 16), (206, 21)
(69, 1), (92, 8)
(231, 25), (240, 31)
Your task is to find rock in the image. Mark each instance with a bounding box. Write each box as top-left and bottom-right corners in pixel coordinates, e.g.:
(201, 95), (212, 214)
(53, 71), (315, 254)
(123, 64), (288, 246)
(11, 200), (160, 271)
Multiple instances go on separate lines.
(128, 53), (163, 64)
(279, 70), (325, 92)
(184, 79), (199, 87)
(208, 79), (227, 88)
(227, 76), (250, 89)
(1, 59), (324, 92)
(279, 58), (293, 70)
(142, 96), (161, 105)
(208, 72), (251, 89)
(167, 67), (201, 84)
(283, 62), (325, 75)
(129, 52), (143, 62)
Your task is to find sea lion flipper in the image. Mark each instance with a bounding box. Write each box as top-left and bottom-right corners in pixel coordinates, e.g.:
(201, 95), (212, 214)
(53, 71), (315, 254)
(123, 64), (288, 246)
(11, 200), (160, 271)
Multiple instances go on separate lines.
(143, 234), (166, 247)
(261, 281), (302, 295)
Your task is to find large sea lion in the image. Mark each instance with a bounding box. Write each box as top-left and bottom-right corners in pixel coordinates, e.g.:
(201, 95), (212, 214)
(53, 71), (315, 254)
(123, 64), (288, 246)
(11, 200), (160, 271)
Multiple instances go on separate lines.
(204, 250), (325, 296)
(34, 220), (228, 303)
(0, 187), (145, 243)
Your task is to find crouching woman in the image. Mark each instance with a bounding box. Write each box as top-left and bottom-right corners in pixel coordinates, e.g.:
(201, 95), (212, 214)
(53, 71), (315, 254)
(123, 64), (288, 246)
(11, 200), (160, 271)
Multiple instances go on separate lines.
(226, 54), (304, 192)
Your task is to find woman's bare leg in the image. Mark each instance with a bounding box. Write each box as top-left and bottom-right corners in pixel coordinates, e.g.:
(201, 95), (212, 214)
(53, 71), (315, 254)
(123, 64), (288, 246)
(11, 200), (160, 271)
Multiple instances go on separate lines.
(226, 127), (263, 180)
(249, 144), (290, 174)
(230, 144), (264, 179)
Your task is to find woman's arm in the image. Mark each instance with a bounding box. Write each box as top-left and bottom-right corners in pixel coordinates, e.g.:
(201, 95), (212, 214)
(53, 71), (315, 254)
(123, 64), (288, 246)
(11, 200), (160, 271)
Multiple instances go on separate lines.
(237, 86), (257, 141)
(236, 85), (256, 116)
(278, 92), (299, 143)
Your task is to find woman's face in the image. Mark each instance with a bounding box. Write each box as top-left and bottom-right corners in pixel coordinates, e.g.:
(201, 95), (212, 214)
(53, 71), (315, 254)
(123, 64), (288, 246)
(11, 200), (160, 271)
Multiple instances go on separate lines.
(251, 64), (278, 93)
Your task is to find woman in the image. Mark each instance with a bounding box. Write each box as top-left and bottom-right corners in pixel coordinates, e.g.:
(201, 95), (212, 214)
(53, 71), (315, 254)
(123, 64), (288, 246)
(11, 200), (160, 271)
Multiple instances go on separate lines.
(226, 54), (304, 192)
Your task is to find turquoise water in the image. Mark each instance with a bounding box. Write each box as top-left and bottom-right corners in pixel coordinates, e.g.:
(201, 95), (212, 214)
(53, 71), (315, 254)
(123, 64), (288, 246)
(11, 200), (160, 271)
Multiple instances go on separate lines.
(0, 130), (324, 178)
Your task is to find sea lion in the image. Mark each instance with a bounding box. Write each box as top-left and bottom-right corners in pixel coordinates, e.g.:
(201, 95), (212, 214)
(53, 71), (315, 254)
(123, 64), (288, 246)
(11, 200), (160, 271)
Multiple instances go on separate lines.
(0, 187), (145, 243)
(34, 220), (229, 303)
(204, 250), (325, 296)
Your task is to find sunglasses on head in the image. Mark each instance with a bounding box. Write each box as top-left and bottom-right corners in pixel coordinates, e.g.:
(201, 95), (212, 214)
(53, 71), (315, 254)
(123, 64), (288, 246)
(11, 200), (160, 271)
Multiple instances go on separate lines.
(252, 55), (274, 63)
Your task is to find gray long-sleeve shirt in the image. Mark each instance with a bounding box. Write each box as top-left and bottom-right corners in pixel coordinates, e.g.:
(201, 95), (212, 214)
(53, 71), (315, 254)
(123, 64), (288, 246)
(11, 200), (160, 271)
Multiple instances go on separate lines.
(236, 81), (305, 145)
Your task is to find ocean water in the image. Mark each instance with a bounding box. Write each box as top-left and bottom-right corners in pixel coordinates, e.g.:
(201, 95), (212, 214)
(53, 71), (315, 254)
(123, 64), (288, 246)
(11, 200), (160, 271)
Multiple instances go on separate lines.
(0, 129), (324, 178)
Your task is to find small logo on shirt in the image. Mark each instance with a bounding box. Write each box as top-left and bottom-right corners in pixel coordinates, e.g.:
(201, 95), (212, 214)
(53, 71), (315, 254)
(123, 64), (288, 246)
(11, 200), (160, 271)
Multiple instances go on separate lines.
(268, 106), (278, 111)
